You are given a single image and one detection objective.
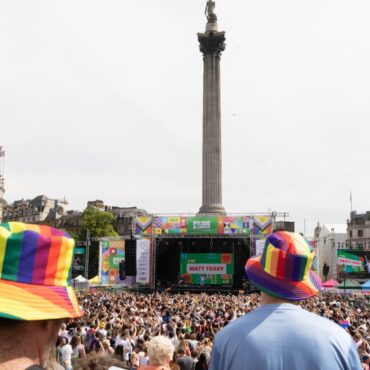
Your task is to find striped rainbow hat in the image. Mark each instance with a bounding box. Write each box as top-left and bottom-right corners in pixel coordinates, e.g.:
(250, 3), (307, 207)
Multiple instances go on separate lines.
(245, 231), (322, 300)
(0, 222), (83, 320)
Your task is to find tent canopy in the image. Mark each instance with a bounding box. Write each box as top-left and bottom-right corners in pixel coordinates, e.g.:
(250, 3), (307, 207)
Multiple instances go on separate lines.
(74, 275), (88, 283)
(361, 280), (370, 289)
(322, 279), (338, 288)
(89, 276), (100, 284)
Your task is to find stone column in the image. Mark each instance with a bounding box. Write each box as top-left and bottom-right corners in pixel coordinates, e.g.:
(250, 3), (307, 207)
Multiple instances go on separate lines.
(198, 26), (226, 214)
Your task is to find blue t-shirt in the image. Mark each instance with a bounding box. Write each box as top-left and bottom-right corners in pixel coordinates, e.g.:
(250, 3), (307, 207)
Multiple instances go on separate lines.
(209, 303), (362, 370)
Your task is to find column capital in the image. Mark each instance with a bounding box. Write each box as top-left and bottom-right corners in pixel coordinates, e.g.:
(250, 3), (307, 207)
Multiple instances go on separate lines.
(197, 31), (226, 57)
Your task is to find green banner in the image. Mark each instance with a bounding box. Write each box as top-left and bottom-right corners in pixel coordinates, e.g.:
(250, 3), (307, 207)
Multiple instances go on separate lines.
(337, 250), (364, 273)
(109, 255), (124, 269)
(186, 217), (219, 235)
(180, 253), (234, 285)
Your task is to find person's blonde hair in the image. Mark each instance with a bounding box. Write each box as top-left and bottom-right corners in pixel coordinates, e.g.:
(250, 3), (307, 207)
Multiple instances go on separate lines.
(147, 336), (174, 365)
(44, 344), (64, 370)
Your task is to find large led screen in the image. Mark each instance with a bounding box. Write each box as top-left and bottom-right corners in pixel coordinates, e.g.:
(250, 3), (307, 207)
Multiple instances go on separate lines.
(337, 250), (370, 279)
(180, 253), (234, 285)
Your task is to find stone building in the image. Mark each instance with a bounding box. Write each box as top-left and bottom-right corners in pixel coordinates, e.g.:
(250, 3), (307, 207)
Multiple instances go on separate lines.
(347, 211), (370, 249)
(52, 210), (83, 237)
(3, 195), (146, 238)
(314, 222), (347, 281)
(274, 221), (295, 232)
(3, 195), (69, 224)
(56, 200), (147, 237)
(93, 201), (147, 236)
(87, 199), (105, 210)
(109, 206), (147, 236)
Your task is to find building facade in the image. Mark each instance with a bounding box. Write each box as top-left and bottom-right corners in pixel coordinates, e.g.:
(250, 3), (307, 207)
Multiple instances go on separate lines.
(274, 221), (295, 232)
(315, 223), (347, 281)
(3, 195), (69, 224)
(106, 206), (147, 236)
(3, 196), (147, 238)
(86, 200), (147, 234)
(57, 200), (147, 237)
(347, 211), (370, 249)
(53, 210), (83, 237)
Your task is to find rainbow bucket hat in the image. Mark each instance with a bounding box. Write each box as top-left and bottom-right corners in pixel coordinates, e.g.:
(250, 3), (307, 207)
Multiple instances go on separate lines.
(0, 222), (83, 320)
(245, 231), (322, 301)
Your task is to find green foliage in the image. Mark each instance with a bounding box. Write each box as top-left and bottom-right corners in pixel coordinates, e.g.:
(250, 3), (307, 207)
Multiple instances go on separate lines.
(79, 207), (118, 239)
(79, 207), (119, 278)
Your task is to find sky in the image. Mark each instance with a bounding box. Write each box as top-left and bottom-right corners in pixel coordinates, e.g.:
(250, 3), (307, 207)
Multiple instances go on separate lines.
(1, 0), (370, 236)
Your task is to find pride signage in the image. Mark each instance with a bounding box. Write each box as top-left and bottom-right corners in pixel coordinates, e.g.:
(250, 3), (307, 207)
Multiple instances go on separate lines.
(135, 215), (259, 236)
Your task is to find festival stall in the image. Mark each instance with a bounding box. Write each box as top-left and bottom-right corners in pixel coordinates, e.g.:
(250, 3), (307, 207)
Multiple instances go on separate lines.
(322, 279), (338, 293)
(72, 275), (89, 290)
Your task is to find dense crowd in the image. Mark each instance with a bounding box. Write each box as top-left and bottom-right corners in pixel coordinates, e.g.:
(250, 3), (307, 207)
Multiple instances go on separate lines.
(2, 224), (368, 369)
(53, 291), (370, 370)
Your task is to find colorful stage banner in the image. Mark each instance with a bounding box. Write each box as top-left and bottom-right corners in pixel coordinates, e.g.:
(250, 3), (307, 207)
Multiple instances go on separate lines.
(136, 239), (151, 285)
(252, 216), (273, 235)
(153, 216), (186, 235)
(135, 217), (153, 235)
(222, 216), (251, 235)
(135, 215), (266, 236)
(99, 240), (125, 284)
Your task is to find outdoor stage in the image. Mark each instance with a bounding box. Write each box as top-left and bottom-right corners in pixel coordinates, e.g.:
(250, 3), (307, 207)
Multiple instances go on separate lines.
(88, 214), (280, 291)
(154, 235), (250, 290)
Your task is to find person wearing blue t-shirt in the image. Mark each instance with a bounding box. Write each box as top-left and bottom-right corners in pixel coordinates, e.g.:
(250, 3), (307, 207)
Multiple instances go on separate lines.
(209, 231), (362, 370)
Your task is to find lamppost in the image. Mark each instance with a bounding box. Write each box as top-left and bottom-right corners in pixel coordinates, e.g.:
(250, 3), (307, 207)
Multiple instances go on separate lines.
(85, 229), (90, 278)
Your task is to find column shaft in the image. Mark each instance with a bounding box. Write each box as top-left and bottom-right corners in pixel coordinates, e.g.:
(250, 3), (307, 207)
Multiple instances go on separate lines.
(198, 31), (226, 214)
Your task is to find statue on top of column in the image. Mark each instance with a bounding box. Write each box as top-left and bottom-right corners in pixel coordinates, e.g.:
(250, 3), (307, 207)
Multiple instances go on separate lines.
(205, 0), (217, 24)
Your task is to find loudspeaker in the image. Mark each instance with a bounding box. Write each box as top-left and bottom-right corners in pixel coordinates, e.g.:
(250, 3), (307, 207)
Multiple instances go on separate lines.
(125, 240), (137, 276)
(119, 260), (126, 280)
(323, 263), (330, 277)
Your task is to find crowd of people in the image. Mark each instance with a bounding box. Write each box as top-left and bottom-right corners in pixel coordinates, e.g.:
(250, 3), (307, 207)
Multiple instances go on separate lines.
(52, 290), (370, 370)
(1, 224), (369, 370)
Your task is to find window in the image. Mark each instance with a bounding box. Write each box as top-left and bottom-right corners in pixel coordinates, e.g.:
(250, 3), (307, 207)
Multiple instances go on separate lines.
(358, 229), (363, 238)
(349, 231), (353, 238)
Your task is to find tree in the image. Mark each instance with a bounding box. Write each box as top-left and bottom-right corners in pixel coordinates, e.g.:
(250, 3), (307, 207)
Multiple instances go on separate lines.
(79, 207), (118, 278)
(79, 207), (118, 239)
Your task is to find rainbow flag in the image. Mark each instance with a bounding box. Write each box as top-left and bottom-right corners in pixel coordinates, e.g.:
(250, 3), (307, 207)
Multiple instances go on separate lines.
(339, 320), (350, 329)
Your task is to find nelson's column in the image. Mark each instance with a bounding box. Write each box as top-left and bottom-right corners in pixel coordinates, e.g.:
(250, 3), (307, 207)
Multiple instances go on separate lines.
(198, 0), (226, 214)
